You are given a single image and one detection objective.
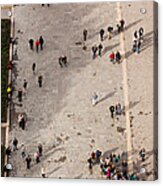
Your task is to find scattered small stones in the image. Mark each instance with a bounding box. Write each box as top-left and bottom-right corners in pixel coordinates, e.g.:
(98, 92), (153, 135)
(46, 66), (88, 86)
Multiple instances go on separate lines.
(77, 132), (82, 136)
(93, 72), (96, 76)
(139, 111), (143, 115)
(91, 139), (95, 143)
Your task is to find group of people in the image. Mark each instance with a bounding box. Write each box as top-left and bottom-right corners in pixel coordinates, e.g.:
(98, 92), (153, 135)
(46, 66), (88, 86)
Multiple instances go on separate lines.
(5, 137), (43, 171)
(87, 148), (146, 180)
(29, 36), (44, 53)
(109, 50), (122, 64)
(109, 103), (123, 119)
(132, 27), (144, 54)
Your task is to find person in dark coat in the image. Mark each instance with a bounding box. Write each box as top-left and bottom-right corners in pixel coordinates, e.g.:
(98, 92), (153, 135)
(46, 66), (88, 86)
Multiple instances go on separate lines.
(29, 39), (34, 50)
(109, 105), (115, 119)
(38, 76), (43, 87)
(26, 155), (32, 169)
(83, 29), (88, 42)
(115, 51), (122, 63)
(18, 89), (22, 102)
(92, 45), (98, 59)
(99, 29), (105, 41)
(39, 36), (44, 50)
(98, 43), (103, 57)
(32, 63), (36, 74)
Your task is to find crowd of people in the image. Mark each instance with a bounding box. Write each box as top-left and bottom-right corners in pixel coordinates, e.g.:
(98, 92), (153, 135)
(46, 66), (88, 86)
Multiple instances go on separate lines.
(87, 148), (147, 180)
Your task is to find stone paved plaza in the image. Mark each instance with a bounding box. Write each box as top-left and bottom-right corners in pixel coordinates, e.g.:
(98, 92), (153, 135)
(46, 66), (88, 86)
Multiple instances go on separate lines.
(4, 1), (157, 180)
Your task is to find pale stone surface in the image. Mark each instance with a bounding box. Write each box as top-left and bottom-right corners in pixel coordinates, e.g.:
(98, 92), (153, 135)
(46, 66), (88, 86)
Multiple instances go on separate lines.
(7, 2), (156, 180)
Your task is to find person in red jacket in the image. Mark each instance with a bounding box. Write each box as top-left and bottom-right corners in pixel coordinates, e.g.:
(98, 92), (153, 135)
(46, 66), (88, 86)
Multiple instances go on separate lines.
(35, 40), (40, 53)
(109, 52), (115, 63)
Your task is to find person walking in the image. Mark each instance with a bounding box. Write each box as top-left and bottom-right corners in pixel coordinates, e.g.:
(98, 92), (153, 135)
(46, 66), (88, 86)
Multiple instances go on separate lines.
(20, 144), (26, 158)
(18, 89), (22, 102)
(39, 36), (44, 50)
(38, 143), (43, 156)
(23, 79), (28, 90)
(26, 155), (32, 169)
(32, 63), (36, 74)
(34, 152), (40, 164)
(62, 56), (67, 67)
(107, 26), (113, 39)
(109, 52), (115, 63)
(13, 137), (18, 151)
(139, 148), (146, 161)
(83, 29), (88, 42)
(35, 40), (40, 53)
(115, 51), (122, 63)
(92, 45), (98, 59)
(120, 19), (125, 31)
(109, 105), (115, 119)
(58, 56), (63, 68)
(132, 40), (137, 53)
(139, 27), (144, 41)
(38, 75), (43, 87)
(41, 167), (46, 178)
(137, 40), (141, 54)
(99, 29), (105, 41)
(21, 117), (26, 130)
(29, 38), (34, 50)
(87, 157), (93, 174)
(98, 43), (103, 57)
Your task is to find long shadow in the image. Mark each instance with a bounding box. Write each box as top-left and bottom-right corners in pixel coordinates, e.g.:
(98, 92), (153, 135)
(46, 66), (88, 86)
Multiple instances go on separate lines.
(111, 19), (143, 40)
(103, 147), (119, 158)
(129, 100), (140, 110)
(102, 43), (120, 56)
(124, 30), (154, 59)
(47, 166), (62, 176)
(97, 91), (116, 105)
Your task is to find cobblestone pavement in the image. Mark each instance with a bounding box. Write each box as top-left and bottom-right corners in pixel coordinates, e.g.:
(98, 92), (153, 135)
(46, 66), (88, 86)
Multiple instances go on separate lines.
(7, 2), (156, 180)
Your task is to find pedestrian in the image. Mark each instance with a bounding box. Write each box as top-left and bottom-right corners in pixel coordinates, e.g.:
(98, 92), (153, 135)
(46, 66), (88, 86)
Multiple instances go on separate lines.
(20, 144), (26, 158)
(87, 157), (93, 174)
(21, 117), (26, 130)
(38, 75), (43, 87)
(115, 51), (122, 63)
(133, 30), (138, 41)
(83, 29), (88, 42)
(132, 40), (137, 53)
(109, 105), (115, 119)
(115, 103), (122, 115)
(62, 56), (67, 67)
(18, 113), (24, 128)
(120, 19), (125, 31)
(38, 143), (43, 156)
(139, 148), (146, 161)
(35, 40), (40, 53)
(32, 63), (36, 74)
(34, 152), (40, 164)
(107, 26), (113, 39)
(23, 79), (28, 90)
(39, 36), (44, 50)
(41, 167), (46, 178)
(26, 155), (32, 169)
(13, 137), (18, 151)
(92, 45), (98, 59)
(95, 150), (102, 163)
(29, 38), (34, 50)
(91, 92), (98, 106)
(98, 43), (103, 57)
(109, 52), (115, 63)
(99, 29), (105, 41)
(7, 84), (12, 96)
(6, 146), (12, 156)
(139, 27), (144, 40)
(117, 24), (121, 33)
(58, 56), (63, 68)
(18, 89), (22, 102)
(137, 40), (141, 54)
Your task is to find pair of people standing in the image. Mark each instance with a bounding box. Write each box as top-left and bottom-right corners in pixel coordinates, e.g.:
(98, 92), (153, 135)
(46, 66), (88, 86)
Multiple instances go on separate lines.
(29, 36), (44, 52)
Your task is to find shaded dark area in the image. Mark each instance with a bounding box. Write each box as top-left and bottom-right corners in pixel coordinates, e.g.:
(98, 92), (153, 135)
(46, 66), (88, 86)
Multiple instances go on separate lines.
(1, 19), (11, 122)
(102, 43), (120, 56)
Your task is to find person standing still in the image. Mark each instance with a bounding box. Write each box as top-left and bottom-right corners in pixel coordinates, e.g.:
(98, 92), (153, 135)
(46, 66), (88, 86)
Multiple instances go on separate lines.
(38, 76), (43, 87)
(35, 40), (40, 53)
(39, 36), (44, 50)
